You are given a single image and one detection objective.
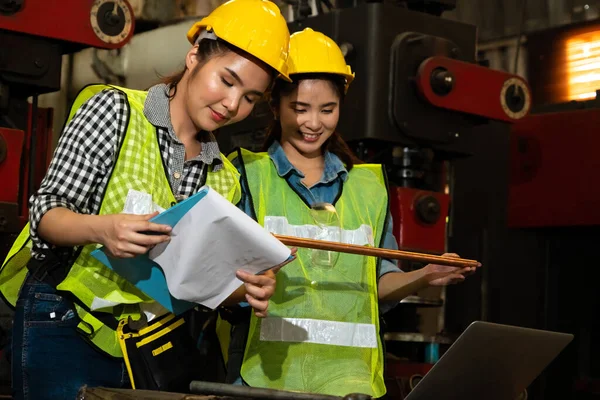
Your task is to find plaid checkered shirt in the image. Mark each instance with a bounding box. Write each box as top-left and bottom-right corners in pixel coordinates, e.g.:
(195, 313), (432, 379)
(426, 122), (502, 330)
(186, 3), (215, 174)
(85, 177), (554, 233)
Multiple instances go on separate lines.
(29, 84), (223, 259)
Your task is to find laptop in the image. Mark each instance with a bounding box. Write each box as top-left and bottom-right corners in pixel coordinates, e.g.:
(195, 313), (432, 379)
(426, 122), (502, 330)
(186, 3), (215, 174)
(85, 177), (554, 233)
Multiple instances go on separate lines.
(404, 321), (574, 400)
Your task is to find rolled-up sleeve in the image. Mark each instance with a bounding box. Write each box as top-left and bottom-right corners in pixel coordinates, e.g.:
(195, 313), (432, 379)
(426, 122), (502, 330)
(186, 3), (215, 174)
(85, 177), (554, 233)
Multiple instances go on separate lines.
(378, 214), (402, 277)
(378, 213), (403, 314)
(29, 89), (127, 254)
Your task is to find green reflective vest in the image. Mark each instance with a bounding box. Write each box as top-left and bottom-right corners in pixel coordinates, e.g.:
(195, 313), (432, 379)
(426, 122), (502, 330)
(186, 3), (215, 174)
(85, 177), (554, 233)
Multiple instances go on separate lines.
(233, 148), (388, 398)
(0, 84), (241, 357)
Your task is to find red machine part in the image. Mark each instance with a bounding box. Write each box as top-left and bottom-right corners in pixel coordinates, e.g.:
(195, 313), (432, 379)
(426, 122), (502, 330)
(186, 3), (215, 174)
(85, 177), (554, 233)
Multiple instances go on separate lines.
(0, 128), (24, 204)
(1, 0), (133, 233)
(508, 108), (600, 227)
(385, 360), (434, 400)
(389, 186), (449, 257)
(0, 0), (135, 49)
(21, 106), (54, 225)
(0, 128), (25, 233)
(415, 56), (532, 123)
(0, 106), (53, 233)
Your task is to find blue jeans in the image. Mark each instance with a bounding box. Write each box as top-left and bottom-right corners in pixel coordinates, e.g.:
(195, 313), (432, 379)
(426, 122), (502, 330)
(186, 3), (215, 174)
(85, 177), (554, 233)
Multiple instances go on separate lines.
(11, 274), (129, 400)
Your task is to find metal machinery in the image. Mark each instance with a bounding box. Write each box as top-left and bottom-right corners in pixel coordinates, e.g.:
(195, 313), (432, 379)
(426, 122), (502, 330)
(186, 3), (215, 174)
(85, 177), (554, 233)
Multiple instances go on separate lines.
(0, 0), (135, 245)
(0, 0), (135, 391)
(506, 98), (600, 399)
(217, 0), (532, 398)
(504, 22), (600, 399)
(0, 0), (135, 238)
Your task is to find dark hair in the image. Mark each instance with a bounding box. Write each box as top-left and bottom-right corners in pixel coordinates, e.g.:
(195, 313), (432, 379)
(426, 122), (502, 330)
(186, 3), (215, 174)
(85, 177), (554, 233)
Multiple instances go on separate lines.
(161, 38), (276, 99)
(160, 38), (234, 98)
(262, 73), (362, 170)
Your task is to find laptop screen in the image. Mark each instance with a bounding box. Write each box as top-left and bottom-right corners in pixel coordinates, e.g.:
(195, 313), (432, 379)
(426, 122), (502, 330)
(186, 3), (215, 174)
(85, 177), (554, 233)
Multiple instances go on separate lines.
(405, 321), (573, 400)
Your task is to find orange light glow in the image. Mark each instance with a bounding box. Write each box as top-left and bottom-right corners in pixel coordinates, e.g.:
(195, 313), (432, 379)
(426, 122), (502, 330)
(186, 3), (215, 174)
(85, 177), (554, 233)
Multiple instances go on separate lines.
(566, 31), (600, 101)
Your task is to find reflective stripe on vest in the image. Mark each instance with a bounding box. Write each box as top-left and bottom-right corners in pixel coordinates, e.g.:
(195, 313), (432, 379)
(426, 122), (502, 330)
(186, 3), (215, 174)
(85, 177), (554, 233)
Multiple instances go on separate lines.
(260, 317), (378, 348)
(264, 216), (375, 246)
(235, 148), (388, 398)
(0, 84), (241, 357)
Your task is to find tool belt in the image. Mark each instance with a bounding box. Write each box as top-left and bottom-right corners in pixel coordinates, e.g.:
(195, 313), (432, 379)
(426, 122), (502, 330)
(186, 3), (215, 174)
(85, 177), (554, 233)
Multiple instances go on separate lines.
(117, 311), (205, 392)
(26, 249), (120, 331)
(27, 249), (225, 391)
(27, 248), (73, 288)
(218, 306), (251, 384)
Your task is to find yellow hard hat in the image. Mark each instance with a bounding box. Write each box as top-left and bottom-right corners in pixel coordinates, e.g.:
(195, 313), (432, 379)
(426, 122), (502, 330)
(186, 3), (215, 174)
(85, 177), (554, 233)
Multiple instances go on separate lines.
(287, 28), (355, 92)
(187, 0), (291, 81)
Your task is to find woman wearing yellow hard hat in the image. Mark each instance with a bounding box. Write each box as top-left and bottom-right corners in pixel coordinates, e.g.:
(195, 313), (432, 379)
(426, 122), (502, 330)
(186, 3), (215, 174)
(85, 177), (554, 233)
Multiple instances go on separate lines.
(1, 1), (291, 398)
(228, 28), (479, 397)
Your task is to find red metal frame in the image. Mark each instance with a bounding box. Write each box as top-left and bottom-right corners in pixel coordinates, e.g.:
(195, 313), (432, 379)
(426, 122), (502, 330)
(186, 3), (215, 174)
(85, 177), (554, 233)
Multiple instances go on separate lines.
(415, 56), (531, 123)
(0, 106), (53, 231)
(1, 0), (134, 231)
(385, 360), (435, 400)
(0, 0), (134, 50)
(0, 128), (25, 205)
(389, 186), (449, 255)
(21, 106), (54, 226)
(508, 108), (600, 227)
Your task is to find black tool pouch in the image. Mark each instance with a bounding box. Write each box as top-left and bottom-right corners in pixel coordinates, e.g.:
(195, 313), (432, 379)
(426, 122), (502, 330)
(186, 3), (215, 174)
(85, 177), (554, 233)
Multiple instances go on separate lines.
(117, 312), (203, 393)
(26, 248), (73, 287)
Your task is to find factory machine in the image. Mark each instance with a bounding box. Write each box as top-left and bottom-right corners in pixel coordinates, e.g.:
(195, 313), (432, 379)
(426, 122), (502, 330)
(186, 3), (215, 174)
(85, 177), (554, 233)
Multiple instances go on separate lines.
(0, 0), (135, 246)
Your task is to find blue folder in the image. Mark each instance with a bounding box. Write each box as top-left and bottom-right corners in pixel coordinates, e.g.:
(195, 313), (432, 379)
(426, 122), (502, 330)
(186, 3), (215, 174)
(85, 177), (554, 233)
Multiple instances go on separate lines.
(91, 188), (210, 315)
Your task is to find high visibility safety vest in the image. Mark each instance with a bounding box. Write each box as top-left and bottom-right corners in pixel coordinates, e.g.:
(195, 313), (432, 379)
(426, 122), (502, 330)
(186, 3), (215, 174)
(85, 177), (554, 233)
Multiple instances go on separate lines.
(233, 148), (388, 398)
(0, 85), (241, 357)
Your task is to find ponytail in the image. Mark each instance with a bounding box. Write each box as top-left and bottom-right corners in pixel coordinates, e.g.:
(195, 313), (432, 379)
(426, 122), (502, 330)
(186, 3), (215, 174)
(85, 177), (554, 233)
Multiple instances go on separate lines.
(325, 131), (362, 170)
(262, 119), (282, 153)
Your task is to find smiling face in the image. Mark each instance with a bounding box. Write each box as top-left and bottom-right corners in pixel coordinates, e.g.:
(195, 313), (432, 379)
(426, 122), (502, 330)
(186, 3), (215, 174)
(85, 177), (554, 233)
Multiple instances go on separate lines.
(183, 43), (273, 132)
(277, 79), (341, 159)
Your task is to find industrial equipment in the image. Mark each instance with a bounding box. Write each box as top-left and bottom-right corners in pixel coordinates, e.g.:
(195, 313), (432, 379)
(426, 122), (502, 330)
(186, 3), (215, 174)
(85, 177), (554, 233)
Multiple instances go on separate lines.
(0, 0), (135, 239)
(504, 20), (600, 398)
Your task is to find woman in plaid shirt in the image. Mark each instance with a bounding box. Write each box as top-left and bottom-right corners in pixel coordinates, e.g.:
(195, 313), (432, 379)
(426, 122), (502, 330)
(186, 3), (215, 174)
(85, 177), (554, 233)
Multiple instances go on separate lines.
(1, 1), (292, 398)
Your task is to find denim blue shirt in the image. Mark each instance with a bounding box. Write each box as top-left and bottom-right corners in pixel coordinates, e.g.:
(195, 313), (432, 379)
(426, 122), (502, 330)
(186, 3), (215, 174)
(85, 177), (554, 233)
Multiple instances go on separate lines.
(233, 141), (402, 282)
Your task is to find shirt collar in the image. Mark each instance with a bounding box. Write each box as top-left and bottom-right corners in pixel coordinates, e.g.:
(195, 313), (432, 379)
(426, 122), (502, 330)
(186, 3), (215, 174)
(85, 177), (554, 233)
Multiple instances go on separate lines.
(267, 141), (348, 184)
(143, 84), (223, 169)
(143, 84), (172, 130)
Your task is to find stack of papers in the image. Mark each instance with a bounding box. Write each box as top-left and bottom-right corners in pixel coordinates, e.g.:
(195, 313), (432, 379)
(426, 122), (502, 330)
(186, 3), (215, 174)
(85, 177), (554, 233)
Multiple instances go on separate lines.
(91, 187), (292, 315)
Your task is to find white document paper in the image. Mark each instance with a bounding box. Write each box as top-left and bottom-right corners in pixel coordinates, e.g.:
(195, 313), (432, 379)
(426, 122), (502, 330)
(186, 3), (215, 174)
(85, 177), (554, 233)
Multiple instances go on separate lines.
(148, 188), (291, 309)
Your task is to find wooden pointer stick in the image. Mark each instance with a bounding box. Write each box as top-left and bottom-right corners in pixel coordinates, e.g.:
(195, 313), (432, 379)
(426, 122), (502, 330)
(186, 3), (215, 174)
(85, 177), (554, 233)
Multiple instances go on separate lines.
(274, 234), (480, 268)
